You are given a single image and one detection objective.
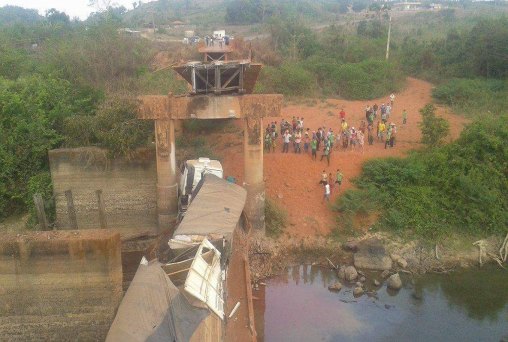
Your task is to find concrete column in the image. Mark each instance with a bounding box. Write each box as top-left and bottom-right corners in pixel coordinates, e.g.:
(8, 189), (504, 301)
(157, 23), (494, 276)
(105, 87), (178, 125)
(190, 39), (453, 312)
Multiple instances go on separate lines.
(155, 119), (178, 232)
(243, 117), (265, 233)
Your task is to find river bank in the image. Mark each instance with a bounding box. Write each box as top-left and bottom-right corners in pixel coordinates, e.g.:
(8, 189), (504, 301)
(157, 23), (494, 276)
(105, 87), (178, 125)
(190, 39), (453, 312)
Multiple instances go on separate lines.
(249, 232), (507, 282)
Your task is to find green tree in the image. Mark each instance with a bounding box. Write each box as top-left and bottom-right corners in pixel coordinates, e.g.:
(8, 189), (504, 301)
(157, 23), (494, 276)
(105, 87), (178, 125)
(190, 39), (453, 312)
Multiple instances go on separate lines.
(45, 8), (70, 25)
(418, 104), (450, 147)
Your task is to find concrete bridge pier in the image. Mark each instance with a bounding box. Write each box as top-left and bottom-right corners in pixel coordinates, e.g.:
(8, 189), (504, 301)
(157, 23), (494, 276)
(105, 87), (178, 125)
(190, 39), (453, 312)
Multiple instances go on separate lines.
(155, 119), (178, 231)
(244, 117), (265, 233)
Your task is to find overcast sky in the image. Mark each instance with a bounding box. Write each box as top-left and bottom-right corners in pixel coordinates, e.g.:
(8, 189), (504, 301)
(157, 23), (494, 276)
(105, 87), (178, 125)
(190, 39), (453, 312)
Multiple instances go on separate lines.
(0, 0), (156, 20)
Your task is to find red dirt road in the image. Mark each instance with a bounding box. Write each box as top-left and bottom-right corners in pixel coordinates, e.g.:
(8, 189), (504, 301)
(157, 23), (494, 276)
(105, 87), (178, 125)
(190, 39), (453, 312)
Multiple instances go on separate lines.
(218, 78), (468, 239)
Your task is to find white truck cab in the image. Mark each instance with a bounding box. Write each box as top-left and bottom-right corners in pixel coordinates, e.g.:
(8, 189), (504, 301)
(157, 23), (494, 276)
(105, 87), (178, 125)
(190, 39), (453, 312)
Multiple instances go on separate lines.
(178, 158), (223, 220)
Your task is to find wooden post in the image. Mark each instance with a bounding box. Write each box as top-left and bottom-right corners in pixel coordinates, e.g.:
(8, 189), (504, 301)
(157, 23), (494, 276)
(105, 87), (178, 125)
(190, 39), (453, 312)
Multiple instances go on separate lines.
(33, 193), (48, 230)
(96, 190), (107, 229)
(243, 257), (257, 340)
(64, 190), (78, 230)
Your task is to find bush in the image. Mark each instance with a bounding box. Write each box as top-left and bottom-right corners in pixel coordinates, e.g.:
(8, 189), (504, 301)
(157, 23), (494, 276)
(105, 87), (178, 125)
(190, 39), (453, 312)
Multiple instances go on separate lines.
(256, 63), (316, 96)
(418, 104), (450, 147)
(334, 60), (404, 100)
(265, 198), (288, 238)
(62, 96), (153, 157)
(432, 78), (508, 117)
(0, 76), (84, 218)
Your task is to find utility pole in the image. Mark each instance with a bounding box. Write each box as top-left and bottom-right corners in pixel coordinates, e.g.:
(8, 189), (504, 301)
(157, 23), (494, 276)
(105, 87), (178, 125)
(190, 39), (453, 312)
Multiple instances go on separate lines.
(385, 15), (392, 60)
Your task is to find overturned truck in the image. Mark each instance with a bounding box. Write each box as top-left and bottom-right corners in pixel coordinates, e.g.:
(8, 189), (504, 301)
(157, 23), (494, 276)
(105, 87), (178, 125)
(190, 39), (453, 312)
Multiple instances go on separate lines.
(106, 175), (250, 342)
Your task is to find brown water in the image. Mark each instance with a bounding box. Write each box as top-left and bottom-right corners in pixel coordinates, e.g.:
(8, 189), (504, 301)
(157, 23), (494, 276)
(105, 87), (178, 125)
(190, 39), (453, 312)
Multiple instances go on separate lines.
(253, 265), (508, 342)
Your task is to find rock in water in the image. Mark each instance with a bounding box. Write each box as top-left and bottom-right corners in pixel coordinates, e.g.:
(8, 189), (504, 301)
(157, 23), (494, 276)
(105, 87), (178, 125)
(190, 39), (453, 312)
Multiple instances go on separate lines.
(344, 266), (358, 281)
(397, 258), (408, 269)
(328, 282), (342, 292)
(353, 238), (393, 271)
(353, 287), (364, 297)
(387, 273), (402, 290)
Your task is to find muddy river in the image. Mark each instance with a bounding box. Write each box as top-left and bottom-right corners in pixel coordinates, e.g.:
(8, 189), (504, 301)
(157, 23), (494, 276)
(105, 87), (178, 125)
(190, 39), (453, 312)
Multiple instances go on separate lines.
(253, 265), (508, 342)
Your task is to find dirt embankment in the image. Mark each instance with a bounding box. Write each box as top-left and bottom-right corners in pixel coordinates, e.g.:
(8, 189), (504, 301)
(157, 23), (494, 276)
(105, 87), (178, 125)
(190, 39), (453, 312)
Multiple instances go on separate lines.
(218, 78), (469, 239)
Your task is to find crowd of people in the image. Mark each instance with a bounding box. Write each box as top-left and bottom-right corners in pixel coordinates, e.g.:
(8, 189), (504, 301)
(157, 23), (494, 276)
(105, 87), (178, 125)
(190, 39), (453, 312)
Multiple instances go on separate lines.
(204, 35), (230, 48)
(263, 94), (408, 202)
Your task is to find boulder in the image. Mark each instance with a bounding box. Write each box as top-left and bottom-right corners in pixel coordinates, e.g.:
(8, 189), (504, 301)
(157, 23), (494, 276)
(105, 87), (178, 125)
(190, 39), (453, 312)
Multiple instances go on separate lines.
(359, 276), (366, 283)
(328, 282), (342, 292)
(373, 279), (381, 286)
(387, 273), (402, 290)
(354, 239), (393, 271)
(344, 266), (358, 282)
(397, 258), (408, 269)
(390, 253), (401, 262)
(353, 287), (364, 297)
(381, 270), (390, 279)
(343, 241), (359, 252)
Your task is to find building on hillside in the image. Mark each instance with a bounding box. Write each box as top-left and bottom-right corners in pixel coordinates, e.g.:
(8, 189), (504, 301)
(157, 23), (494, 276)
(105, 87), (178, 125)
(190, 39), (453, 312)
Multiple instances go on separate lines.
(393, 1), (422, 10)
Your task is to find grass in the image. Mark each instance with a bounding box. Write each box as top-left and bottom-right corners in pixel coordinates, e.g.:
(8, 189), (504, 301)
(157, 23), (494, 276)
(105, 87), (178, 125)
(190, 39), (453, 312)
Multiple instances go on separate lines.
(265, 198), (288, 238)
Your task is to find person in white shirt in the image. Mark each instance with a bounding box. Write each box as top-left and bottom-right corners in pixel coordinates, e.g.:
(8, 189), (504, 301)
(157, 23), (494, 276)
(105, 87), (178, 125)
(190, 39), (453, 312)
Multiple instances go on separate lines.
(282, 130), (291, 153)
(323, 182), (331, 203)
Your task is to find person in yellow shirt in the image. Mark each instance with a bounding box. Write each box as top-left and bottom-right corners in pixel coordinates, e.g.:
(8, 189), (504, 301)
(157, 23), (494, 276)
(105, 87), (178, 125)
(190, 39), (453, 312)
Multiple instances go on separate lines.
(377, 121), (386, 142)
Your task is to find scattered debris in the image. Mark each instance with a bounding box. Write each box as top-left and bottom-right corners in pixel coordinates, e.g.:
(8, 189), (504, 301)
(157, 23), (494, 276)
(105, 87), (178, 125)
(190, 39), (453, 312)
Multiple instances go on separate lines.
(228, 302), (241, 318)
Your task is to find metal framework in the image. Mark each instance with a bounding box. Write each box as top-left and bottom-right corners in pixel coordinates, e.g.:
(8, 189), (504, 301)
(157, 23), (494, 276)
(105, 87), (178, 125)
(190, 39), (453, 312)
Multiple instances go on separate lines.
(174, 61), (256, 95)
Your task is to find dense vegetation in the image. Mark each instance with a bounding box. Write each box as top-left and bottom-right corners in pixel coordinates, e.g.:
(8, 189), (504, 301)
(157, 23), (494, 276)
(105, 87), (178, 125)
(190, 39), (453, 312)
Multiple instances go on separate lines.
(432, 78), (508, 117)
(399, 17), (508, 81)
(255, 19), (405, 99)
(334, 107), (508, 240)
(0, 6), (185, 221)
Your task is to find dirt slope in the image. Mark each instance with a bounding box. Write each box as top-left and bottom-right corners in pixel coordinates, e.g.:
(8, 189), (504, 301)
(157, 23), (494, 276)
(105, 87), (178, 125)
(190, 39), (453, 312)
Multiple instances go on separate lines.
(218, 78), (468, 239)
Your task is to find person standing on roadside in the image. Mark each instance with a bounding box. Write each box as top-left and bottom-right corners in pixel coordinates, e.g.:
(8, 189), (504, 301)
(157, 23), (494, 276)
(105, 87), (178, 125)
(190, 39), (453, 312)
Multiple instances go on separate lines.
(321, 143), (331, 166)
(271, 130), (277, 152)
(335, 169), (344, 191)
(264, 132), (272, 153)
(385, 126), (392, 149)
(390, 93), (395, 106)
(282, 130), (291, 153)
(294, 129), (302, 153)
(304, 129), (310, 153)
(316, 127), (322, 151)
(339, 108), (346, 121)
(322, 182), (331, 203)
(320, 170), (328, 185)
(311, 137), (317, 160)
(402, 109), (408, 125)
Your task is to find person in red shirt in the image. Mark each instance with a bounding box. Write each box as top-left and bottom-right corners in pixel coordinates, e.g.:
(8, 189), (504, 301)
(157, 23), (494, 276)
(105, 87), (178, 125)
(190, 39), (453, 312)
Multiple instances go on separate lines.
(339, 108), (346, 120)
